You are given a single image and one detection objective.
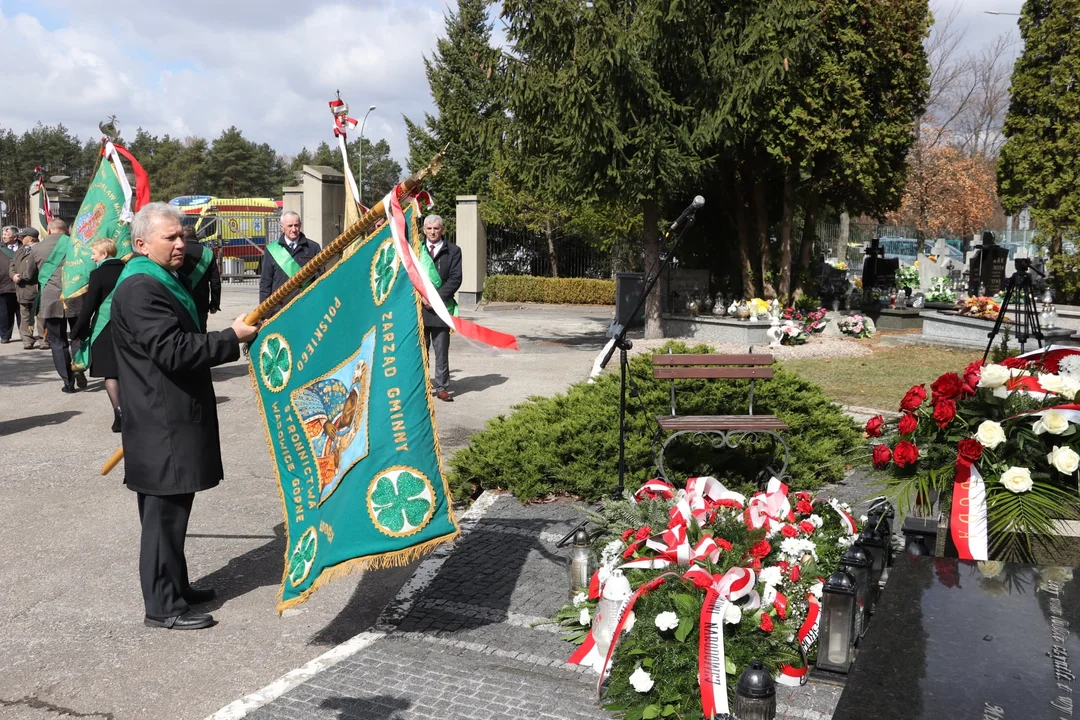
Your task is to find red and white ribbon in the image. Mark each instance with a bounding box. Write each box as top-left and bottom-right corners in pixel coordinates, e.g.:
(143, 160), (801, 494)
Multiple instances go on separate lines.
(634, 479), (677, 502)
(827, 499), (858, 536)
(951, 461), (988, 561)
(776, 594), (821, 686)
(699, 591), (731, 717)
(746, 478), (793, 531)
(383, 189), (518, 350)
(328, 98), (368, 215)
(103, 141), (136, 223)
(1002, 346), (1080, 373)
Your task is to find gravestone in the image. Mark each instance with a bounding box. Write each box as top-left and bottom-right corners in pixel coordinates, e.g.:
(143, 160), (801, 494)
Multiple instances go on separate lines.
(969, 232), (1009, 296)
(832, 556), (1080, 720)
(862, 238), (899, 303)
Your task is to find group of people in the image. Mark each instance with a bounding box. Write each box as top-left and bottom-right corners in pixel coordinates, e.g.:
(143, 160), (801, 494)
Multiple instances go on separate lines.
(0, 203), (460, 632)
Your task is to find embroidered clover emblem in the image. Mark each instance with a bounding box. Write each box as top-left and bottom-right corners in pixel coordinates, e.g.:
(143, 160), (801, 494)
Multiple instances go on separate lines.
(259, 333), (292, 392)
(370, 239), (398, 305)
(367, 468), (435, 537)
(287, 525), (318, 587)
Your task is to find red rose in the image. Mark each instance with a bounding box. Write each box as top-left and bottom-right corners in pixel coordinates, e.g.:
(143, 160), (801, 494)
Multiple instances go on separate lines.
(931, 373), (963, 402)
(718, 498), (743, 509)
(621, 528), (634, 542)
(872, 444), (892, 469)
(781, 524), (799, 538)
(795, 491), (812, 503)
(898, 412), (918, 435)
(894, 441), (920, 468)
(760, 613), (774, 633)
(635, 526), (652, 541)
(796, 500), (814, 515)
(932, 399), (957, 429)
(799, 520), (816, 534)
(961, 361), (983, 396)
(790, 565), (801, 582)
(717, 538), (733, 551)
(900, 384), (927, 412)
(750, 540), (772, 558)
(956, 438), (983, 467)
(865, 414), (885, 437)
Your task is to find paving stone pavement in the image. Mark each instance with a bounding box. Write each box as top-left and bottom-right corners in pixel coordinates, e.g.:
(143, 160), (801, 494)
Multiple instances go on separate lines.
(246, 494), (847, 720)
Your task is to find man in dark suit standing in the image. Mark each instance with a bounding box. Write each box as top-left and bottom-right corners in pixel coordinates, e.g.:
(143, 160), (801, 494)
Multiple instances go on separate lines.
(0, 228), (18, 343)
(112, 202), (259, 630)
(9, 228), (40, 349)
(31, 219), (85, 392)
(258, 211), (319, 306)
(181, 226), (222, 331)
(421, 215), (462, 402)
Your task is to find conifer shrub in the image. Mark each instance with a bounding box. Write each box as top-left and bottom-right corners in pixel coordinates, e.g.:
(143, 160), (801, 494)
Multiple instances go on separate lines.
(448, 342), (861, 502)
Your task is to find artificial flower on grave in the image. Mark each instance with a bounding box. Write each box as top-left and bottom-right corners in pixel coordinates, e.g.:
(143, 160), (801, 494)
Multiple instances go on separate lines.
(780, 321), (809, 346)
(749, 298), (771, 318)
(895, 263), (920, 290)
(556, 477), (860, 720)
(925, 277), (957, 304)
(957, 296), (1003, 321)
(782, 307), (828, 334)
(869, 346), (1080, 561)
(837, 314), (874, 339)
(833, 261), (849, 271)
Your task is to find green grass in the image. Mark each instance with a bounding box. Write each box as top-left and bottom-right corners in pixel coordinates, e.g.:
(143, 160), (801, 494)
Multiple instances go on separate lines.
(781, 342), (982, 411)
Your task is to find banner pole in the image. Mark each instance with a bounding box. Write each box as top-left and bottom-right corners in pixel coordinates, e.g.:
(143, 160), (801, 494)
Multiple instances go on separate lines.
(100, 150), (445, 476)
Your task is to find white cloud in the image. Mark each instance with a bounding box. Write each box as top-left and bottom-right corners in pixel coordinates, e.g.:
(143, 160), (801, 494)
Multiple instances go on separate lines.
(0, 0), (450, 173)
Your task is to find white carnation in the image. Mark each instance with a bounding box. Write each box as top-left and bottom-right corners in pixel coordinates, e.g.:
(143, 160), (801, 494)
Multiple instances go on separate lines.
(809, 581), (824, 598)
(762, 584), (777, 606)
(808, 514), (823, 528)
(1059, 355), (1080, 378)
(572, 592), (588, 607)
(654, 611), (679, 631)
(758, 567), (783, 587)
(723, 602), (743, 625)
(629, 666), (654, 693)
(780, 537), (818, 561)
(624, 611), (636, 632)
(579, 608), (591, 626)
(838, 534), (856, 548)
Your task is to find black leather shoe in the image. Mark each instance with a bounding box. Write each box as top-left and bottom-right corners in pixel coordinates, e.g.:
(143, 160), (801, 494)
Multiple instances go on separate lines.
(61, 386), (76, 394)
(144, 611), (215, 630)
(75, 372), (87, 389)
(184, 586), (216, 604)
(111, 408), (122, 433)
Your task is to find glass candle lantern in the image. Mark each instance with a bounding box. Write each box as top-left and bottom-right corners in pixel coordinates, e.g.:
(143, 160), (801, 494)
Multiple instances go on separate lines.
(815, 570), (857, 675)
(565, 527), (592, 599)
(841, 544), (873, 635)
(734, 659), (777, 720)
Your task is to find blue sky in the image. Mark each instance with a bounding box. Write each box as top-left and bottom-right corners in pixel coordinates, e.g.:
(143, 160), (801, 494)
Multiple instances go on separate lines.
(0, 0), (1025, 180)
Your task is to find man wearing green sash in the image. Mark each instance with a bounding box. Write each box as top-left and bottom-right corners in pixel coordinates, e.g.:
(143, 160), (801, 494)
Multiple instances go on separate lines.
(0, 227), (18, 343)
(31, 219), (85, 392)
(113, 202), (259, 630)
(420, 214), (461, 402)
(181, 226), (221, 332)
(258, 211), (320, 306)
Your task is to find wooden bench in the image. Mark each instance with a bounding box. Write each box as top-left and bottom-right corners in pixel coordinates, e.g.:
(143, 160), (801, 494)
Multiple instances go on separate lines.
(653, 352), (790, 483)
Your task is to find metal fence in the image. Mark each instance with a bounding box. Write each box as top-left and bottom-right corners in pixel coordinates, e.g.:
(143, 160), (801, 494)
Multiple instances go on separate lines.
(486, 225), (611, 279)
(818, 221), (1042, 268)
(182, 211), (281, 285)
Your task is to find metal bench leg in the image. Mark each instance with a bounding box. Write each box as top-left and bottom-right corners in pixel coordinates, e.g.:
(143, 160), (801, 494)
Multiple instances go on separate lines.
(656, 430), (790, 485)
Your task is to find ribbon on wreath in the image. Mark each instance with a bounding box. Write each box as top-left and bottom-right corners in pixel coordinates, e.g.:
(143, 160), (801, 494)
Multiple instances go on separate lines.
(697, 567), (760, 717)
(1001, 345), (1080, 374)
(827, 498), (858, 536)
(746, 478), (793, 531)
(775, 593), (822, 687)
(951, 457), (989, 561)
(383, 188), (518, 350)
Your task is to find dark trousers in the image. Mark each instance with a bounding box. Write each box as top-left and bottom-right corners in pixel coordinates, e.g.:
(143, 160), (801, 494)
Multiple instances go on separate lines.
(425, 326), (451, 391)
(17, 301), (34, 345)
(45, 317), (75, 387)
(0, 293), (16, 341)
(137, 492), (195, 618)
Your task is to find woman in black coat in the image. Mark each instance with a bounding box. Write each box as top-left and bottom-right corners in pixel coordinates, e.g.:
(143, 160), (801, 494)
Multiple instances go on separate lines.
(72, 238), (125, 431)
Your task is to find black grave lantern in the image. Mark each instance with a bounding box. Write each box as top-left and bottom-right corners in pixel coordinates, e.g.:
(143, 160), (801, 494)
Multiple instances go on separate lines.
(840, 544), (873, 635)
(902, 517), (938, 557)
(815, 570), (858, 675)
(734, 659), (777, 720)
(860, 500), (895, 583)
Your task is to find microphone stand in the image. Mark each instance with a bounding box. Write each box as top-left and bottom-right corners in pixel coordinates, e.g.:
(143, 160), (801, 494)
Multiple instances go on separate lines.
(601, 212), (699, 498)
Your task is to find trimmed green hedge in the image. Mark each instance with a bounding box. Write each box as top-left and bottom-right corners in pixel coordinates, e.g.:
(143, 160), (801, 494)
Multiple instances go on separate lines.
(448, 342), (862, 502)
(483, 274), (615, 305)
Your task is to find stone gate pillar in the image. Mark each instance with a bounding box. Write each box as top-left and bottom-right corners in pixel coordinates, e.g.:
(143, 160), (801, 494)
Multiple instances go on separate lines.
(455, 195), (486, 307)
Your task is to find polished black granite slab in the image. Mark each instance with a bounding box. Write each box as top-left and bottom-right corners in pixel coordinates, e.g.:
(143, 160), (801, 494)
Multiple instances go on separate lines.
(832, 556), (1080, 720)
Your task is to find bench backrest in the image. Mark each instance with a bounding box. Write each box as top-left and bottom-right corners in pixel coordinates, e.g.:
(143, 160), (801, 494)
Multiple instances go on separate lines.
(652, 353), (775, 415)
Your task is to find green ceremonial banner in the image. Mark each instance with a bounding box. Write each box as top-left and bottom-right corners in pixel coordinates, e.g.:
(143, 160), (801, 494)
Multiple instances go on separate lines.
(62, 151), (133, 301)
(251, 200), (459, 611)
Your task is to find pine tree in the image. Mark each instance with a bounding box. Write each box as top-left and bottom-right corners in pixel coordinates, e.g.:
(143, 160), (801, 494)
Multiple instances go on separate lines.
(405, 0), (503, 221)
(348, 137), (403, 206)
(997, 0), (1080, 248)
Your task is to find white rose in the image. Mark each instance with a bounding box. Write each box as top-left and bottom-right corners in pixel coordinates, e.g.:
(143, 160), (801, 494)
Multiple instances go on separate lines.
(723, 602), (743, 625)
(808, 514), (823, 528)
(999, 466), (1034, 493)
(1039, 374), (1080, 400)
(975, 421), (1006, 450)
(629, 666), (654, 693)
(654, 611), (679, 631)
(758, 567), (783, 587)
(979, 364), (1011, 388)
(1048, 446), (1080, 475)
(572, 592), (588, 608)
(1034, 410), (1072, 436)
(579, 608), (591, 626)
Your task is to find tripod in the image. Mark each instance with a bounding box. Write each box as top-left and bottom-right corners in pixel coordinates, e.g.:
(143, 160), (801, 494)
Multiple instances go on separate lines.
(601, 203), (700, 497)
(982, 261), (1045, 363)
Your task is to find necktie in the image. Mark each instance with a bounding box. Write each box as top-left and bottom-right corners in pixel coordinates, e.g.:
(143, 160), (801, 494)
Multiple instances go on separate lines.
(428, 243), (436, 256)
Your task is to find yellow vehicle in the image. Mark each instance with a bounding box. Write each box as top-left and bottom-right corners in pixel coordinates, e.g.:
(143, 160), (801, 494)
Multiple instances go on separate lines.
(169, 196), (281, 272)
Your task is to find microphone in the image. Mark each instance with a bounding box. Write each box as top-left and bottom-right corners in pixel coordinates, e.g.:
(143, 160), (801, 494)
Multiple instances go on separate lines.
(669, 196), (705, 231)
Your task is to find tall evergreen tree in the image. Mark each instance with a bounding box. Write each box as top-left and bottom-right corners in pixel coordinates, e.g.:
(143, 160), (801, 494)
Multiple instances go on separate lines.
(348, 137), (403, 206)
(405, 0), (503, 221)
(997, 0), (1080, 248)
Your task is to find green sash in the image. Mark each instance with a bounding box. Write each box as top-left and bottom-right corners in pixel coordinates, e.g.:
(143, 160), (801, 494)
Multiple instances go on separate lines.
(119, 256), (200, 327)
(186, 246), (214, 287)
(419, 245), (458, 316)
(32, 234), (71, 316)
(72, 280), (116, 372)
(0, 246), (13, 260)
(266, 241), (303, 278)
